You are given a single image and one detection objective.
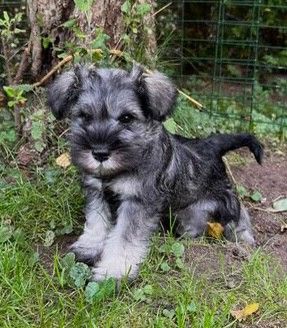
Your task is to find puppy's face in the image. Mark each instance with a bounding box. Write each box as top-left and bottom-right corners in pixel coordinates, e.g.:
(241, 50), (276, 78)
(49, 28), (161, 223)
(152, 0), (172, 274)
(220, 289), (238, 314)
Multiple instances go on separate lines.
(69, 78), (156, 176)
(48, 65), (177, 177)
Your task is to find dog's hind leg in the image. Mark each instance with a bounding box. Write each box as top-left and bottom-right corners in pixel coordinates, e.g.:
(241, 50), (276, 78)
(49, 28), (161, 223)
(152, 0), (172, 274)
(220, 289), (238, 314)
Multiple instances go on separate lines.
(175, 201), (217, 238)
(224, 204), (255, 245)
(70, 176), (112, 264)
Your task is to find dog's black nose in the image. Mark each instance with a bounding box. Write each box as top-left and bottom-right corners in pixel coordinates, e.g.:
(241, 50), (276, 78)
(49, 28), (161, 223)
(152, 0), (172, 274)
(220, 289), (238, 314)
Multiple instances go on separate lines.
(92, 150), (110, 162)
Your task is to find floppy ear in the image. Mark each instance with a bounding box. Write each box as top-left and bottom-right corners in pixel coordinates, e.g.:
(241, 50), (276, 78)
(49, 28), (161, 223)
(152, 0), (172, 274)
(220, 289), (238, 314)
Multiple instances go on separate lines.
(47, 66), (83, 119)
(131, 64), (177, 121)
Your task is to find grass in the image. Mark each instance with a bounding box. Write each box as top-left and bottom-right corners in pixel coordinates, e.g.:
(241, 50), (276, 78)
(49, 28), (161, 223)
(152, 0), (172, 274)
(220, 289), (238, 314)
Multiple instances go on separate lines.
(0, 166), (287, 327)
(0, 166), (83, 241)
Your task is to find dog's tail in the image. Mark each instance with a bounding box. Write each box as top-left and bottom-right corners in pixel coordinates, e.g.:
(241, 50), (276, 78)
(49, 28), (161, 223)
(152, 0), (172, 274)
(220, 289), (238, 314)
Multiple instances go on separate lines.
(205, 133), (263, 164)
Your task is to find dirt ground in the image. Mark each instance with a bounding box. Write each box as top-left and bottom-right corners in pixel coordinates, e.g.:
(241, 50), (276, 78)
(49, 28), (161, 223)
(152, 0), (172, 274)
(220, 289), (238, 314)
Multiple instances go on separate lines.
(232, 148), (287, 271)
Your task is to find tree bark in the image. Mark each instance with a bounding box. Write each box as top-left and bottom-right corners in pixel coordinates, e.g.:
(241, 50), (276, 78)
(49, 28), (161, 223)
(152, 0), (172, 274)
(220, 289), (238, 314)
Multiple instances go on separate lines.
(24, 0), (157, 80)
(27, 0), (74, 78)
(138, 0), (157, 59)
(74, 0), (124, 48)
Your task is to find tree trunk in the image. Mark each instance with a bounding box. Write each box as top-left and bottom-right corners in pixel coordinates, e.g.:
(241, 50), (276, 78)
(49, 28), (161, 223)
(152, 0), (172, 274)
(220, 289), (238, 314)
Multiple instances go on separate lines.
(26, 0), (125, 79)
(74, 0), (124, 48)
(23, 0), (157, 81)
(26, 0), (74, 78)
(138, 0), (157, 59)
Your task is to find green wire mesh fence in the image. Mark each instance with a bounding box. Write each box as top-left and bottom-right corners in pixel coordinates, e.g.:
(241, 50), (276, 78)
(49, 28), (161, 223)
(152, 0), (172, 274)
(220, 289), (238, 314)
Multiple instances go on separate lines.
(159, 0), (287, 137)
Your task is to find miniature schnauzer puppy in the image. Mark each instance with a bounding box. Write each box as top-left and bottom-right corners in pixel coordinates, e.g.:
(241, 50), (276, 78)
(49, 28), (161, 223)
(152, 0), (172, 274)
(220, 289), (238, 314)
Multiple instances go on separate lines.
(48, 64), (263, 281)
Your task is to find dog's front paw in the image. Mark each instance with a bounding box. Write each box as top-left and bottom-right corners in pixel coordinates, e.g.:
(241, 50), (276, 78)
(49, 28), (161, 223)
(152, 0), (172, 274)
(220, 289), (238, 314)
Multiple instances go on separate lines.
(69, 235), (104, 265)
(91, 258), (138, 281)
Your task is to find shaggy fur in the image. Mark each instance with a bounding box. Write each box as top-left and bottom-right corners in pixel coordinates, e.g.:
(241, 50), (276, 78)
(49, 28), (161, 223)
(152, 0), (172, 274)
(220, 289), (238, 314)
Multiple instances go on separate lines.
(48, 64), (263, 281)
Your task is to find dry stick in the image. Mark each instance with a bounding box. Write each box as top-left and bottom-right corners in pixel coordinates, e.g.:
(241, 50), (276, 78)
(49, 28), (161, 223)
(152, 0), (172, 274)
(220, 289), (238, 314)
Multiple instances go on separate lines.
(250, 205), (286, 214)
(59, 128), (70, 138)
(32, 55), (73, 88)
(178, 89), (204, 110)
(223, 157), (237, 186)
(153, 2), (172, 17)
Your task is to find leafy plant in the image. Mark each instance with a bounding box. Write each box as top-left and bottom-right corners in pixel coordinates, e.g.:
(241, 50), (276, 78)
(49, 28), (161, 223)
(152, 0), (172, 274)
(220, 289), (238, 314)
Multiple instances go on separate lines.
(54, 0), (110, 64)
(121, 0), (153, 64)
(29, 107), (56, 153)
(2, 84), (31, 139)
(236, 185), (263, 203)
(0, 109), (16, 145)
(158, 240), (186, 272)
(85, 278), (116, 303)
(3, 85), (27, 108)
(0, 10), (28, 140)
(0, 10), (25, 84)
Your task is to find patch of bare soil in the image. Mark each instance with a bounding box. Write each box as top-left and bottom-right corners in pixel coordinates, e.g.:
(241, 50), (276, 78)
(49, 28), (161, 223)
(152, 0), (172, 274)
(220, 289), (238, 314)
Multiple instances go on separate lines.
(37, 235), (77, 273)
(231, 149), (287, 271)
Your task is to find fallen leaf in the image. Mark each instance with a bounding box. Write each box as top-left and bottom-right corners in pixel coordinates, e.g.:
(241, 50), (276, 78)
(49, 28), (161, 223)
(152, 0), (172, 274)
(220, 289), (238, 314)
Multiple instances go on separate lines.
(56, 153), (71, 168)
(17, 144), (35, 166)
(273, 198), (287, 212)
(231, 303), (259, 321)
(110, 49), (123, 57)
(207, 222), (224, 239)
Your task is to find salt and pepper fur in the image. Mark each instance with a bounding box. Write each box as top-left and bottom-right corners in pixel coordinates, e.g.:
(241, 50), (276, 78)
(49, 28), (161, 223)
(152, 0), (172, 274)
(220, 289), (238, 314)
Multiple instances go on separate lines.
(48, 64), (263, 281)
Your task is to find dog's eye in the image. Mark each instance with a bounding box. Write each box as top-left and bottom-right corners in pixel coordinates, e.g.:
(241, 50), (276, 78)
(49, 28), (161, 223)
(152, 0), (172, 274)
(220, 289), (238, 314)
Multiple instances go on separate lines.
(118, 113), (135, 124)
(79, 111), (92, 122)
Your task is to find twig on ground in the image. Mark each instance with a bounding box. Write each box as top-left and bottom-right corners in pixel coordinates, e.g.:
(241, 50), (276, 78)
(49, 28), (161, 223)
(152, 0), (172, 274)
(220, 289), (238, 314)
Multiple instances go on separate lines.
(272, 195), (286, 202)
(178, 89), (204, 110)
(59, 128), (70, 138)
(153, 2), (172, 17)
(223, 157), (237, 186)
(32, 55), (73, 88)
(250, 205), (286, 214)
